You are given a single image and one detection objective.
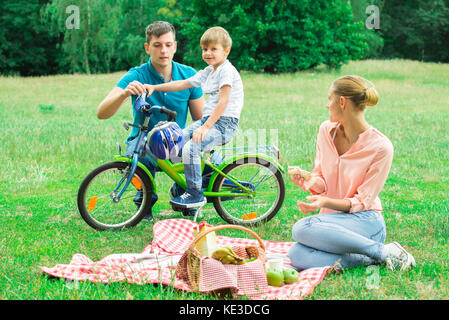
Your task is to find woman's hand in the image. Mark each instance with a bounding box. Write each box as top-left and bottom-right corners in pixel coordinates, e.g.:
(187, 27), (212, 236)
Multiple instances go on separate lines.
(192, 125), (209, 143)
(297, 195), (328, 214)
(289, 167), (311, 189)
(291, 174), (306, 189)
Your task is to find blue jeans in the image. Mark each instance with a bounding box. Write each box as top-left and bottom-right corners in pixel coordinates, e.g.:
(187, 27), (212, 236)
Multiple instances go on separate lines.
(182, 116), (239, 192)
(288, 210), (386, 270)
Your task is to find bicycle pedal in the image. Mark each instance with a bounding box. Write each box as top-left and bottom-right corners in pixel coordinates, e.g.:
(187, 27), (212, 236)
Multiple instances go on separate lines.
(181, 208), (198, 217)
(171, 205), (184, 213)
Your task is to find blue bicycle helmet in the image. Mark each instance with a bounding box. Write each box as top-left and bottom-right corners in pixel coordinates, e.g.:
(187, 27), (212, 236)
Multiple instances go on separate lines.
(148, 122), (184, 160)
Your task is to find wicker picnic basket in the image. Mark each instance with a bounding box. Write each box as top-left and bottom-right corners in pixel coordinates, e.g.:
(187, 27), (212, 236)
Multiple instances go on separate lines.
(175, 224), (266, 296)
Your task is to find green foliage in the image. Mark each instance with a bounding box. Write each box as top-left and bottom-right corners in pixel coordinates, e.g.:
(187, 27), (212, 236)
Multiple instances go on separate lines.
(116, 0), (167, 67)
(157, 0), (189, 64)
(381, 0), (449, 62)
(0, 1), (64, 76)
(43, 0), (165, 74)
(178, 0), (367, 72)
(2, 0), (449, 75)
(350, 0), (384, 58)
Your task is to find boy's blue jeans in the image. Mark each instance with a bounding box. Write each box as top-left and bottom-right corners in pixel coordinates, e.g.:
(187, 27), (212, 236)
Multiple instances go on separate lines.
(288, 210), (387, 270)
(182, 116), (239, 193)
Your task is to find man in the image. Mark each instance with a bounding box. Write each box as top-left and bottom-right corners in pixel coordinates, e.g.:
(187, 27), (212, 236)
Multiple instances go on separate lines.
(97, 21), (204, 220)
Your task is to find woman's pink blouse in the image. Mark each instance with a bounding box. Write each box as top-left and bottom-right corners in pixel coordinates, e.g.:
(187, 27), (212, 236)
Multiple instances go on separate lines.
(303, 120), (394, 214)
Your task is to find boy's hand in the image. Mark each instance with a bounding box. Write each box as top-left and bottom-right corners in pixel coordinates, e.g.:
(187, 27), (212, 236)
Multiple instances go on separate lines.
(192, 125), (209, 143)
(143, 84), (155, 97)
(297, 195), (327, 214)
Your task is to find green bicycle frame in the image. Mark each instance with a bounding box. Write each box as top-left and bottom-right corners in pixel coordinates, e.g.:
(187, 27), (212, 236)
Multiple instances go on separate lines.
(205, 153), (285, 195)
(113, 152), (285, 198)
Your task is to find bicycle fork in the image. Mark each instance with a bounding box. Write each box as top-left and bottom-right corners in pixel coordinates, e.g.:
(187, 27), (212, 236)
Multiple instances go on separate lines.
(111, 153), (140, 203)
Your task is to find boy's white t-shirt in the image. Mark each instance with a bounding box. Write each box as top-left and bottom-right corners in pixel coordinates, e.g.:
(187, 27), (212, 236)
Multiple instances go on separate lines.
(188, 59), (244, 119)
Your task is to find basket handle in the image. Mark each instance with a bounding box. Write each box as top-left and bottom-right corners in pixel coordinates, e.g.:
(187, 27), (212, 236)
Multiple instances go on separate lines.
(189, 224), (265, 256)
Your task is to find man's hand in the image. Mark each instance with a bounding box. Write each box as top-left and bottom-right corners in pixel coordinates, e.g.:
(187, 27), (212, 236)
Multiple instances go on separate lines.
(123, 81), (156, 98)
(297, 195), (328, 214)
(192, 125), (209, 144)
(124, 81), (147, 97)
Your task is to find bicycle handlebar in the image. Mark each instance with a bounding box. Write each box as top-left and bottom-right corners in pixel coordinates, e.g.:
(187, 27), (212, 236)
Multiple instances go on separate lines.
(160, 106), (177, 121)
(140, 104), (177, 122)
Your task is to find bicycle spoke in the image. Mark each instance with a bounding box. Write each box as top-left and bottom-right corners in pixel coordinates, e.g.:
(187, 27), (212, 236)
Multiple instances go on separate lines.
(215, 161), (282, 224)
(79, 163), (148, 229)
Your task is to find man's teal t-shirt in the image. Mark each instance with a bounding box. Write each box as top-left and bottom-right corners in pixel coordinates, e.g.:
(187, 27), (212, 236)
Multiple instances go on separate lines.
(117, 58), (203, 142)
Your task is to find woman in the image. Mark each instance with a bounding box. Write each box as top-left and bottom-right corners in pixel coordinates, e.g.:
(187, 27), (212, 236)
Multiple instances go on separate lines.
(288, 75), (415, 271)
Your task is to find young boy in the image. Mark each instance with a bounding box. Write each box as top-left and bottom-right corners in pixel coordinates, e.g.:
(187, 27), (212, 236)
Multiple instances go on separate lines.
(146, 26), (244, 208)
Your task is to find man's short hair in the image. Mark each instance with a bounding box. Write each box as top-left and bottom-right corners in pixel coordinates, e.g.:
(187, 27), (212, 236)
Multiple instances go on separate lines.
(146, 21), (176, 43)
(200, 26), (232, 49)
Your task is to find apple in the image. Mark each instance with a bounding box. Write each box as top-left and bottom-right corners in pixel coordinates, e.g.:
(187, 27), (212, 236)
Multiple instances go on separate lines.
(266, 268), (284, 287)
(283, 268), (299, 284)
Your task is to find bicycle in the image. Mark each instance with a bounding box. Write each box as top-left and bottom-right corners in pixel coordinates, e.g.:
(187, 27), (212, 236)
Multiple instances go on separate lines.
(77, 98), (286, 230)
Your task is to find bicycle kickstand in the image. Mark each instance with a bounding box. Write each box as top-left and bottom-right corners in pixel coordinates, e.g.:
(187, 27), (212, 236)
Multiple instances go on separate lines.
(193, 204), (206, 223)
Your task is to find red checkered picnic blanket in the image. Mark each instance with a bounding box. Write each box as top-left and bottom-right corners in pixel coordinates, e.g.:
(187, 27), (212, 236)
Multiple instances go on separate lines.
(40, 219), (333, 300)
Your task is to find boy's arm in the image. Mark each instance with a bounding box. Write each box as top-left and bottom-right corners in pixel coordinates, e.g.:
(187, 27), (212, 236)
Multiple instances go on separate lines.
(146, 79), (193, 96)
(192, 85), (231, 143)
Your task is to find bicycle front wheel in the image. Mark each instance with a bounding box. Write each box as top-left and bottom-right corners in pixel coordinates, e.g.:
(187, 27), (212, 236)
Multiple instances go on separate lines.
(212, 157), (285, 226)
(77, 161), (153, 230)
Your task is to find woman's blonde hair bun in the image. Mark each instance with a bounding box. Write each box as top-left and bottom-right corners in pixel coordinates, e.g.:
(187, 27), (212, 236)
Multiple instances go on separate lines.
(364, 87), (379, 107)
(332, 75), (379, 109)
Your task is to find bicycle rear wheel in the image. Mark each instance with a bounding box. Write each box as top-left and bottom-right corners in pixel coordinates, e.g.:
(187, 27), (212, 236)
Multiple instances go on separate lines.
(212, 157), (285, 226)
(77, 161), (153, 230)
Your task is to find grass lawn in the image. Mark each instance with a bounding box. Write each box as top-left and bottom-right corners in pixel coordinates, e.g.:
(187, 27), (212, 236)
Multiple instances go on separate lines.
(0, 59), (447, 300)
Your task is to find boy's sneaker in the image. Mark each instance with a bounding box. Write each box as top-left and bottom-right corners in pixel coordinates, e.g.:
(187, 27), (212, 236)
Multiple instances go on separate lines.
(170, 190), (206, 209)
(170, 181), (212, 199)
(169, 183), (184, 199)
(383, 242), (416, 271)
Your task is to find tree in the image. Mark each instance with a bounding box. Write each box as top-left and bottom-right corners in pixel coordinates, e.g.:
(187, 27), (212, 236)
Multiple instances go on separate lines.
(380, 0), (449, 62)
(116, 0), (165, 68)
(44, 0), (120, 74)
(0, 0), (64, 76)
(350, 0), (384, 59)
(177, 0), (367, 72)
(43, 0), (166, 74)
